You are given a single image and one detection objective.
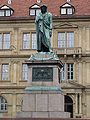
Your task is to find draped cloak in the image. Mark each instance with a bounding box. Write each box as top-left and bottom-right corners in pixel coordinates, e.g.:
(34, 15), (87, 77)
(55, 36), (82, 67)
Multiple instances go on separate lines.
(35, 12), (52, 52)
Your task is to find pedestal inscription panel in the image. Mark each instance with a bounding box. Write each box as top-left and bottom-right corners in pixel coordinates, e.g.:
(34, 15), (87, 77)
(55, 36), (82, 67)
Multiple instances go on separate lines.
(32, 67), (53, 81)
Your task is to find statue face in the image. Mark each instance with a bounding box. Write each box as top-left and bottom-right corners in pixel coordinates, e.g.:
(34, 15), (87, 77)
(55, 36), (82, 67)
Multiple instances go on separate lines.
(41, 6), (47, 14)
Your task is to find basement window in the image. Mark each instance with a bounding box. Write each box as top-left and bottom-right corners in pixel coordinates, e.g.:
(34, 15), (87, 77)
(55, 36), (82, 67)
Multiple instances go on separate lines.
(0, 5), (13, 16)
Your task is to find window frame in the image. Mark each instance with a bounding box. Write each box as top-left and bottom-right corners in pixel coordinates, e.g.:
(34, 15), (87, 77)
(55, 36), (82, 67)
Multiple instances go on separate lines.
(22, 32), (36, 50)
(67, 8), (73, 15)
(23, 32), (30, 49)
(0, 7), (14, 17)
(30, 8), (41, 16)
(0, 96), (8, 112)
(58, 32), (65, 48)
(60, 7), (74, 15)
(67, 32), (74, 48)
(67, 63), (74, 80)
(58, 31), (74, 48)
(22, 63), (28, 81)
(31, 32), (37, 49)
(60, 63), (74, 81)
(29, 4), (41, 16)
(60, 3), (75, 15)
(2, 64), (9, 81)
(0, 32), (10, 50)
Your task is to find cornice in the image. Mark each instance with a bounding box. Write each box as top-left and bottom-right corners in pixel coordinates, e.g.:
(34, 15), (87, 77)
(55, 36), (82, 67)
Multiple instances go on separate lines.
(53, 22), (78, 29)
(0, 15), (90, 23)
(0, 85), (25, 89)
(61, 80), (85, 89)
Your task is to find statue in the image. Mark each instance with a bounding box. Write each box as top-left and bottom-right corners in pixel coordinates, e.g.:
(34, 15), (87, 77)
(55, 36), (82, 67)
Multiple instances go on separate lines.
(35, 4), (52, 52)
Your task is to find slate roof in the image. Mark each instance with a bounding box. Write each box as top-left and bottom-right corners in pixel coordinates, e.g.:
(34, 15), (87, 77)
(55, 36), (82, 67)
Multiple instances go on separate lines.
(0, 0), (90, 19)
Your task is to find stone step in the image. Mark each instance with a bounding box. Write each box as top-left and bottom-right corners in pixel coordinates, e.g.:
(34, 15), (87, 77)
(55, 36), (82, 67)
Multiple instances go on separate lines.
(0, 118), (89, 120)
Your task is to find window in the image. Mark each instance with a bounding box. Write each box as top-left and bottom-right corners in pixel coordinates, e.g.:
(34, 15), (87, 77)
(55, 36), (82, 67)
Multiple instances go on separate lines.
(31, 33), (37, 49)
(58, 32), (65, 48)
(29, 4), (41, 16)
(67, 64), (74, 80)
(30, 9), (35, 16)
(23, 32), (36, 49)
(2, 64), (9, 80)
(67, 32), (74, 48)
(0, 33), (10, 49)
(30, 8), (41, 16)
(60, 64), (65, 80)
(61, 8), (73, 15)
(0, 96), (7, 112)
(60, 63), (74, 81)
(36, 9), (41, 15)
(6, 10), (10, 16)
(0, 5), (13, 17)
(60, 3), (75, 15)
(61, 8), (66, 15)
(58, 32), (74, 48)
(3, 33), (10, 49)
(67, 8), (73, 14)
(0, 10), (4, 16)
(22, 64), (28, 80)
(23, 33), (30, 49)
(64, 95), (73, 118)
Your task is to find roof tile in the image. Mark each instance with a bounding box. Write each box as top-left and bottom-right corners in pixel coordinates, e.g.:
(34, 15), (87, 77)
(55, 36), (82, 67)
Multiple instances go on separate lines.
(0, 0), (90, 17)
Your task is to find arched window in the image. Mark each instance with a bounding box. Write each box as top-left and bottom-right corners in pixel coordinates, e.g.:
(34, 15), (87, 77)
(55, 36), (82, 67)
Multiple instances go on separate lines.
(0, 5), (14, 17)
(0, 96), (7, 112)
(64, 95), (73, 118)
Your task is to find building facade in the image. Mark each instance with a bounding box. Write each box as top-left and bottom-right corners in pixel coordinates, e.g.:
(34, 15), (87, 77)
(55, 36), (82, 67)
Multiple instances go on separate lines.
(0, 0), (90, 118)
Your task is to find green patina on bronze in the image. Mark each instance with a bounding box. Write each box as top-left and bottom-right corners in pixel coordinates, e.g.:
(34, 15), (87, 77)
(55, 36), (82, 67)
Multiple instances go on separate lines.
(32, 67), (53, 81)
(35, 4), (52, 52)
(29, 52), (59, 61)
(25, 86), (63, 93)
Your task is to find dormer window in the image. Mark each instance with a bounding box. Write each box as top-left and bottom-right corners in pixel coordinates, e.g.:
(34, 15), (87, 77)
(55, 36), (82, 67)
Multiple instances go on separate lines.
(29, 4), (41, 16)
(60, 3), (75, 15)
(0, 5), (13, 16)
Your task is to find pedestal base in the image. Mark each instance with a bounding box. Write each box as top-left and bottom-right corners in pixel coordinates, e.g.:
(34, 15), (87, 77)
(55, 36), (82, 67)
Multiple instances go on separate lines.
(16, 86), (70, 118)
(17, 111), (70, 118)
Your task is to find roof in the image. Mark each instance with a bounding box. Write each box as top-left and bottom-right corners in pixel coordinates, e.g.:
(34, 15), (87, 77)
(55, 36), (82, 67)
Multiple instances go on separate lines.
(0, 0), (90, 18)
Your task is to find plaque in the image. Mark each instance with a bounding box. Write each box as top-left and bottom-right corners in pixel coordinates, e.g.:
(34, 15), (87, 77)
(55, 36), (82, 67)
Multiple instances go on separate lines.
(32, 67), (53, 81)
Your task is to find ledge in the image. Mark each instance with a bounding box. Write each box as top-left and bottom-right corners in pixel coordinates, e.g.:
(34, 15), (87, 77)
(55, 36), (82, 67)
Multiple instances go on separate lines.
(25, 86), (63, 92)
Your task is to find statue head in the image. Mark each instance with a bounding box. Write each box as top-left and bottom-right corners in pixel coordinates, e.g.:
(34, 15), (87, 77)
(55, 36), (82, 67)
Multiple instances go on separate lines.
(40, 4), (47, 14)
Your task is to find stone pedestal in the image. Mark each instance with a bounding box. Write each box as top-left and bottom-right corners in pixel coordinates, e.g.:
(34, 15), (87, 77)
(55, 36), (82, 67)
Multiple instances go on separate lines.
(16, 53), (70, 118)
(26, 53), (62, 86)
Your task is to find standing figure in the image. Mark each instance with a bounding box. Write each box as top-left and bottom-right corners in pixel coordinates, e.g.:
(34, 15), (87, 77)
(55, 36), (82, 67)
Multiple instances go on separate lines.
(35, 4), (52, 52)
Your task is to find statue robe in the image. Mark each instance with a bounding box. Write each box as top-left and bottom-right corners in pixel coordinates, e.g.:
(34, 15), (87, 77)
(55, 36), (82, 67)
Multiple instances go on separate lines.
(35, 12), (52, 52)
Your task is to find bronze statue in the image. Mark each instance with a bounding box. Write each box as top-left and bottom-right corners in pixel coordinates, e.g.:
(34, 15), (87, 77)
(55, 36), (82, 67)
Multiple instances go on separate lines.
(35, 5), (52, 52)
